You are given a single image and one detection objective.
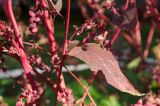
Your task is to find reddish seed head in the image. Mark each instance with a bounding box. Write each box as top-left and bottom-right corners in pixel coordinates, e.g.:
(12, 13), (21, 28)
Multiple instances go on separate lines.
(16, 101), (23, 106)
(33, 17), (41, 22)
(29, 17), (34, 23)
(29, 27), (38, 34)
(30, 23), (36, 28)
(31, 27), (38, 33)
(29, 11), (36, 17)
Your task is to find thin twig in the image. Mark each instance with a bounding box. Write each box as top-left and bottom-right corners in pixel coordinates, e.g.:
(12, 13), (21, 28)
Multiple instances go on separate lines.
(63, 65), (96, 106)
(54, 0), (71, 105)
(77, 0), (90, 19)
(122, 0), (130, 11)
(143, 22), (156, 59)
(69, 25), (83, 40)
(110, 28), (121, 46)
(80, 71), (96, 106)
(132, 21), (142, 54)
(39, 0), (59, 65)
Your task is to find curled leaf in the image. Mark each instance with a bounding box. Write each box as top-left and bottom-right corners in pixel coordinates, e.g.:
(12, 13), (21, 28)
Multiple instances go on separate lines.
(69, 43), (144, 96)
(47, 0), (63, 12)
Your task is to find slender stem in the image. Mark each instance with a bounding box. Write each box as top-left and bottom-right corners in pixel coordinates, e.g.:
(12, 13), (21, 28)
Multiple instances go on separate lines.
(121, 32), (134, 45)
(39, 0), (59, 65)
(77, 0), (90, 19)
(39, 0), (67, 104)
(133, 21), (142, 54)
(6, 0), (24, 48)
(69, 25), (83, 40)
(54, 0), (71, 105)
(63, 65), (96, 106)
(3, 0), (37, 90)
(80, 72), (96, 106)
(64, 0), (71, 46)
(122, 0), (129, 10)
(110, 28), (121, 46)
(143, 22), (156, 59)
(63, 66), (84, 89)
(130, 0), (142, 54)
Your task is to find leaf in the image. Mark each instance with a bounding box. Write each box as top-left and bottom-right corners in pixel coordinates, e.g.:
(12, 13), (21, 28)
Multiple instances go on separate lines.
(127, 57), (141, 70)
(55, 0), (62, 12)
(68, 43), (144, 96)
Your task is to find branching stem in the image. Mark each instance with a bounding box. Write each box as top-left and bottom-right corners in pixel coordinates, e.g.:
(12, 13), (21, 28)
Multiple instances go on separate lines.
(3, 0), (37, 90)
(54, 0), (71, 105)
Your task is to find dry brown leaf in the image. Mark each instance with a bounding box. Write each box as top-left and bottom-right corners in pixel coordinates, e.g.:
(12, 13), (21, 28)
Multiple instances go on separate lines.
(68, 43), (144, 96)
(47, 0), (62, 12)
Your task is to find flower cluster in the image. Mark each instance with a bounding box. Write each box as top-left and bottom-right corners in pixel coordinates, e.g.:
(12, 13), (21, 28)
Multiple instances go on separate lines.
(16, 89), (40, 106)
(58, 87), (74, 106)
(28, 55), (50, 72)
(72, 19), (96, 37)
(28, 7), (43, 34)
(28, 0), (50, 34)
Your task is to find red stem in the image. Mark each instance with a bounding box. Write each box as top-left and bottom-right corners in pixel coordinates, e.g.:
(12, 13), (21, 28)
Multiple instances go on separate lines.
(122, 0), (129, 10)
(77, 0), (90, 19)
(121, 32), (141, 55)
(39, 0), (69, 105)
(64, 65), (96, 106)
(69, 25), (83, 40)
(122, 32), (134, 45)
(143, 22), (156, 59)
(80, 71), (96, 106)
(110, 28), (121, 46)
(54, 0), (71, 105)
(2, 0), (37, 90)
(63, 0), (71, 54)
(38, 0), (66, 105)
(6, 0), (24, 48)
(39, 0), (59, 65)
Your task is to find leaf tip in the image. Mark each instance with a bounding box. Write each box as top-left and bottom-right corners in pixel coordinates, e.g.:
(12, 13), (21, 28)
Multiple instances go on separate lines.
(124, 90), (145, 96)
